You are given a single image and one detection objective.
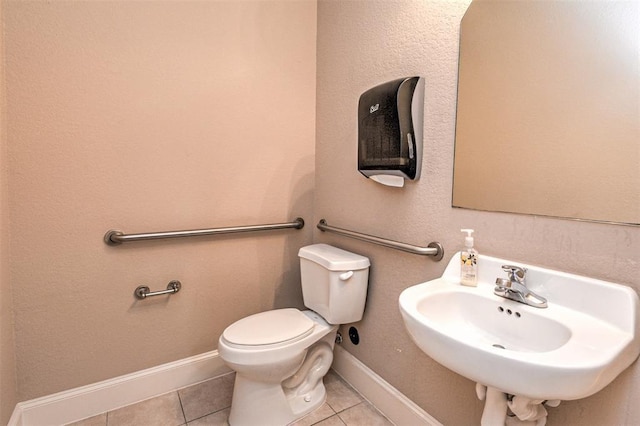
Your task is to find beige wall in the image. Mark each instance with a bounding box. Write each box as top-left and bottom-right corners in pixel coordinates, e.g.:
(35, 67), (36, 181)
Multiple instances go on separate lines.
(1, 0), (19, 422)
(316, 1), (640, 425)
(3, 1), (640, 425)
(4, 0), (316, 401)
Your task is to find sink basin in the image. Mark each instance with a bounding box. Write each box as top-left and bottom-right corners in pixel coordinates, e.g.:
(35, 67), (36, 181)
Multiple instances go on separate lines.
(418, 291), (571, 353)
(399, 253), (640, 401)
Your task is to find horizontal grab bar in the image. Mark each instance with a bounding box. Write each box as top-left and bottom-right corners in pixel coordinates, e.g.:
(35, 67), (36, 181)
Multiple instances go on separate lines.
(135, 280), (181, 299)
(104, 217), (305, 246)
(317, 219), (444, 261)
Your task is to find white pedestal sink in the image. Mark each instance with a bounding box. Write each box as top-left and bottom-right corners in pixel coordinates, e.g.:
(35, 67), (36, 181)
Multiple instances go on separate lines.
(399, 252), (640, 425)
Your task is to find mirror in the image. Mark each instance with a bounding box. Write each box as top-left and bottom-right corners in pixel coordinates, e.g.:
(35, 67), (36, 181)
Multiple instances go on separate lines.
(452, 0), (639, 226)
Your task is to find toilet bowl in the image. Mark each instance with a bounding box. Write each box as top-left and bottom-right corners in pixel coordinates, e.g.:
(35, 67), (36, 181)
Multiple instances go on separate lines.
(219, 309), (337, 425)
(218, 244), (370, 426)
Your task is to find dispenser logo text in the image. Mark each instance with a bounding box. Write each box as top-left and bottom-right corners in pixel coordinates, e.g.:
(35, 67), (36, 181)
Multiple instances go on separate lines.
(369, 103), (379, 113)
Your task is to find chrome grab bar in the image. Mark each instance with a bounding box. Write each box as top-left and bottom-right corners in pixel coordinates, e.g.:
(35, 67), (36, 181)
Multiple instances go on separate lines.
(135, 280), (181, 299)
(317, 219), (444, 261)
(104, 217), (305, 245)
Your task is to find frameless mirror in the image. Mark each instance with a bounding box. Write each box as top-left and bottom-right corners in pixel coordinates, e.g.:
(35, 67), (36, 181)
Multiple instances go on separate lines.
(452, 0), (639, 226)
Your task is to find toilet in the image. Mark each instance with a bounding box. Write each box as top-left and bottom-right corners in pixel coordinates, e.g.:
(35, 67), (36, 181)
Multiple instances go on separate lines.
(218, 243), (370, 426)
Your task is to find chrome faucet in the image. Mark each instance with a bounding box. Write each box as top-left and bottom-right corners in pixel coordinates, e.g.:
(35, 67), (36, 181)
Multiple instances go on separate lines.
(494, 265), (548, 308)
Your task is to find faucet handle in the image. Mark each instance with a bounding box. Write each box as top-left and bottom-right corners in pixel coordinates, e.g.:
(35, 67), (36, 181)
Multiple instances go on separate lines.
(501, 265), (527, 283)
(495, 277), (512, 291)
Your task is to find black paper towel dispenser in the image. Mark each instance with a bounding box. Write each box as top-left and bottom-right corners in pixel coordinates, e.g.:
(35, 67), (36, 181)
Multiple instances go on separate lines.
(358, 76), (424, 187)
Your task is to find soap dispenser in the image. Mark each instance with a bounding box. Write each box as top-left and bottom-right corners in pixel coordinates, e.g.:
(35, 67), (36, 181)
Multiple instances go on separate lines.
(460, 229), (478, 287)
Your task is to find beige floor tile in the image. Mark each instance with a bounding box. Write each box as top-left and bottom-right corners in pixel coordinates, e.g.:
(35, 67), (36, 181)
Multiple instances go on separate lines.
(186, 407), (230, 426)
(313, 415), (347, 426)
(178, 373), (235, 422)
(289, 402), (336, 426)
(64, 368), (390, 426)
(64, 412), (107, 426)
(324, 371), (363, 413)
(337, 402), (393, 426)
(107, 392), (185, 426)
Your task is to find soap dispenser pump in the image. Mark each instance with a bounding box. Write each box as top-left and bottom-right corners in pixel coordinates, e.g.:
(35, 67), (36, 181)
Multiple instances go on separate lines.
(460, 229), (478, 287)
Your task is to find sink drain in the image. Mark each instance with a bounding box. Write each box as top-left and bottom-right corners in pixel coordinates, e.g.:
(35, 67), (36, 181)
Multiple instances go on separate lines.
(492, 344), (506, 349)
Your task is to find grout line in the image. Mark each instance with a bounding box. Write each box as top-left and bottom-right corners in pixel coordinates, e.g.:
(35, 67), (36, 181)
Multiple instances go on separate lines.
(176, 390), (188, 425)
(181, 407), (231, 425)
(328, 413), (348, 426)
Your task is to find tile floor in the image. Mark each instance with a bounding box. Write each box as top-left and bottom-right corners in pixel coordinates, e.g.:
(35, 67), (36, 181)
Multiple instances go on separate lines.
(65, 370), (393, 426)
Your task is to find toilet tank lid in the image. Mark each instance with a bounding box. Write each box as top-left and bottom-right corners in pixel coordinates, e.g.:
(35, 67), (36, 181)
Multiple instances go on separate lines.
(298, 244), (370, 271)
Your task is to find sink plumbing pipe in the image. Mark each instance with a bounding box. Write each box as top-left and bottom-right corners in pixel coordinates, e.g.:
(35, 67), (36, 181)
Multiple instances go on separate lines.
(475, 383), (561, 426)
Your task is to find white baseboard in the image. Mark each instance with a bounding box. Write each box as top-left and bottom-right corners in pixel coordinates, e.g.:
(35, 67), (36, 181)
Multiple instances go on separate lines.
(9, 347), (440, 426)
(8, 351), (230, 426)
(332, 345), (442, 426)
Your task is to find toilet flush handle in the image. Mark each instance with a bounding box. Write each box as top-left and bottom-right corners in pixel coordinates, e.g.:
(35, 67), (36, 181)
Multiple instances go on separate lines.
(339, 271), (354, 281)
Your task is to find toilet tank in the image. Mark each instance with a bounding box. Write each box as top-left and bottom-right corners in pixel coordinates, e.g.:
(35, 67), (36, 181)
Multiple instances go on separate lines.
(298, 244), (370, 324)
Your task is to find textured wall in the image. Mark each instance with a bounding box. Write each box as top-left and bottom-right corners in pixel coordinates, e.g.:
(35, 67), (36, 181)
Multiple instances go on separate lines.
(4, 1), (640, 425)
(1, 0), (19, 421)
(315, 1), (640, 425)
(4, 0), (316, 401)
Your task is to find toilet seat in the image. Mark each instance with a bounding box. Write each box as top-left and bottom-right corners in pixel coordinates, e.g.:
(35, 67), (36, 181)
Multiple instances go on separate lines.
(222, 308), (315, 346)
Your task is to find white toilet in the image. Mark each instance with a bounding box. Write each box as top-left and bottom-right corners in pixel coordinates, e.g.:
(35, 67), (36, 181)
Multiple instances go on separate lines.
(218, 243), (370, 426)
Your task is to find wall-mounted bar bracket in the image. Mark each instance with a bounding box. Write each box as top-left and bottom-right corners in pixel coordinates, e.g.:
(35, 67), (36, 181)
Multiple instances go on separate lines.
(317, 219), (444, 261)
(135, 280), (182, 299)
